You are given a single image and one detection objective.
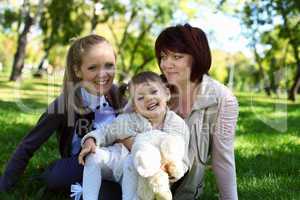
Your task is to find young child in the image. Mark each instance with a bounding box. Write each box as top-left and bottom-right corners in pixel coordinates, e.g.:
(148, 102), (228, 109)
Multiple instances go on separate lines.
(79, 71), (190, 200)
(0, 34), (125, 199)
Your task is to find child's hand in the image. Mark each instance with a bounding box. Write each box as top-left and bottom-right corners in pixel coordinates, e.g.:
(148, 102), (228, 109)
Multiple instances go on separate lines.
(78, 138), (96, 165)
(117, 137), (134, 151)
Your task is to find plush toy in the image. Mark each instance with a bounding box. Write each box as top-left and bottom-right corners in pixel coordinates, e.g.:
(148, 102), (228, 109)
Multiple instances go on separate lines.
(131, 130), (186, 200)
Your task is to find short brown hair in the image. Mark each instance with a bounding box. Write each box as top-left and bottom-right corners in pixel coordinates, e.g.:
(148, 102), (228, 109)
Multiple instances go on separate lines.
(155, 23), (211, 83)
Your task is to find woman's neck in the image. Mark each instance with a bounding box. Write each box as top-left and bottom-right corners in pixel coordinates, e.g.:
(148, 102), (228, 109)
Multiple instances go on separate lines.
(175, 81), (199, 118)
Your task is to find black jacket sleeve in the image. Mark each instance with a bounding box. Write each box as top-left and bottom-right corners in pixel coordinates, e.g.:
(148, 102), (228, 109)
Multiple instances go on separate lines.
(0, 97), (64, 191)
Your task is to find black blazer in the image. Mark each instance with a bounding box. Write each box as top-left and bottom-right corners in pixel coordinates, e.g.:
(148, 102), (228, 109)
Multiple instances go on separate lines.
(0, 84), (126, 190)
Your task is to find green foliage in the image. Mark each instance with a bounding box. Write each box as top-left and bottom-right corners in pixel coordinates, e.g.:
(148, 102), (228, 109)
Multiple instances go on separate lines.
(0, 33), (16, 72)
(0, 0), (195, 80)
(0, 9), (19, 30)
(237, 0), (300, 96)
(104, 0), (179, 82)
(210, 49), (230, 83)
(39, 0), (86, 48)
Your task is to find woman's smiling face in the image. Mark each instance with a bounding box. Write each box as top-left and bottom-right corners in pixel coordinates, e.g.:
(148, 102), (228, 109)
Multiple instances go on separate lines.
(76, 42), (116, 96)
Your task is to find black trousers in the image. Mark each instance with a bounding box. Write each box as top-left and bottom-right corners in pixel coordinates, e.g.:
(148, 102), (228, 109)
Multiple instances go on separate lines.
(41, 156), (122, 199)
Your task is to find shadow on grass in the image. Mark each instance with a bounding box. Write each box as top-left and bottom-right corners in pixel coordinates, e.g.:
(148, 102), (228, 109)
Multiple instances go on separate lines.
(0, 99), (48, 112)
(37, 81), (62, 88)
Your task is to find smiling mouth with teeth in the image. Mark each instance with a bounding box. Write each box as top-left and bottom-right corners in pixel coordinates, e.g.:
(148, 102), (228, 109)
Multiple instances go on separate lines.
(147, 102), (159, 111)
(95, 80), (109, 85)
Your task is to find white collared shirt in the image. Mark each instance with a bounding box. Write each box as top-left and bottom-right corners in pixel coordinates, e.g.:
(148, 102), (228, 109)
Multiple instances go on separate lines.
(71, 88), (116, 155)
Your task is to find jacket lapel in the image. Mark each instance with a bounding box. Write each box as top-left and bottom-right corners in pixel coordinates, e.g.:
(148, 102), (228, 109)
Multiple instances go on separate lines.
(192, 75), (218, 111)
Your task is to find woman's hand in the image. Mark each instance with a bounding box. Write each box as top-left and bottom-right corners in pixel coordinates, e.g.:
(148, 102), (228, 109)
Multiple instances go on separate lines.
(78, 137), (96, 165)
(116, 137), (134, 151)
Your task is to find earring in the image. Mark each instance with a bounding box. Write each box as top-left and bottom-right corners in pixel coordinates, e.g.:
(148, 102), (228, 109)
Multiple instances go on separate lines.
(167, 94), (171, 102)
(75, 70), (82, 79)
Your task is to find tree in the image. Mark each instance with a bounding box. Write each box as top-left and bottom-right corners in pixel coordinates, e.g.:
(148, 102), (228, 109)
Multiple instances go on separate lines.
(35, 0), (120, 77)
(106, 0), (178, 82)
(237, 0), (300, 100)
(274, 0), (300, 101)
(35, 0), (86, 77)
(239, 1), (275, 94)
(9, 0), (44, 81)
(260, 26), (293, 96)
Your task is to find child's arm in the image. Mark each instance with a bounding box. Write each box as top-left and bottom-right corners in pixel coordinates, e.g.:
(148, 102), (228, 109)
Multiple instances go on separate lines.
(81, 113), (137, 147)
(116, 137), (135, 151)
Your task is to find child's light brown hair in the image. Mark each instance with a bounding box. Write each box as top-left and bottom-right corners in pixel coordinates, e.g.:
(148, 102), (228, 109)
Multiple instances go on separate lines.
(120, 71), (170, 103)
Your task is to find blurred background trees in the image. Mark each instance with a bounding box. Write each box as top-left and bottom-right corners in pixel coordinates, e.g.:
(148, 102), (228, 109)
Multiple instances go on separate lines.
(0, 0), (299, 101)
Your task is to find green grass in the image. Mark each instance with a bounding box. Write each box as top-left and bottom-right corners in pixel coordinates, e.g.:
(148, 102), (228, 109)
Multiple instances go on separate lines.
(0, 73), (299, 199)
(202, 93), (300, 200)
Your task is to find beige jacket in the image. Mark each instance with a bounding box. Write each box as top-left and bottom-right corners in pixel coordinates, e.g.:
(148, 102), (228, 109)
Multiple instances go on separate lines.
(173, 75), (239, 200)
(82, 109), (190, 172)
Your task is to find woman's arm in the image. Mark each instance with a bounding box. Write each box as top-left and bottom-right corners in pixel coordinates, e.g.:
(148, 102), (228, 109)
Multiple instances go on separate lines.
(212, 94), (239, 200)
(0, 98), (63, 191)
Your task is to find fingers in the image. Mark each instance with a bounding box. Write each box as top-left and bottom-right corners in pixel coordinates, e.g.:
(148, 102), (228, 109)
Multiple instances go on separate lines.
(85, 138), (97, 153)
(78, 151), (85, 165)
(78, 147), (91, 165)
(78, 138), (97, 165)
(91, 145), (96, 153)
(78, 154), (84, 166)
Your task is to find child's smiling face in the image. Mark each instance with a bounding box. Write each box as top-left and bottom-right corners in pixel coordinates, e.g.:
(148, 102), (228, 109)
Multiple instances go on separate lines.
(132, 81), (170, 124)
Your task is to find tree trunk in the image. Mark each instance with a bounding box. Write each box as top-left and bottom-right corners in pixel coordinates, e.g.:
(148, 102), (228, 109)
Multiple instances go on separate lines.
(9, 14), (33, 81)
(253, 48), (270, 95)
(33, 46), (51, 78)
(277, 0), (300, 101)
(288, 45), (300, 101)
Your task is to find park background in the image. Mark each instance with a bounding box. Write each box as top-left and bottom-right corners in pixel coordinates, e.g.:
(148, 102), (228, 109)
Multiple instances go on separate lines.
(0, 0), (299, 199)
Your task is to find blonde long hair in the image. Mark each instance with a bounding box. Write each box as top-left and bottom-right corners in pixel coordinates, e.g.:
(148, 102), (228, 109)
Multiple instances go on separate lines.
(62, 34), (113, 124)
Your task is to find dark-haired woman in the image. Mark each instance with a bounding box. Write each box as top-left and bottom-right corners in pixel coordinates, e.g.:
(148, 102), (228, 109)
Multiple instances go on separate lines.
(155, 24), (239, 200)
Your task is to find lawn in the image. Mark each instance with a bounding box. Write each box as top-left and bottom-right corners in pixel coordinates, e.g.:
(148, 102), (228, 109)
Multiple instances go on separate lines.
(0, 73), (299, 199)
